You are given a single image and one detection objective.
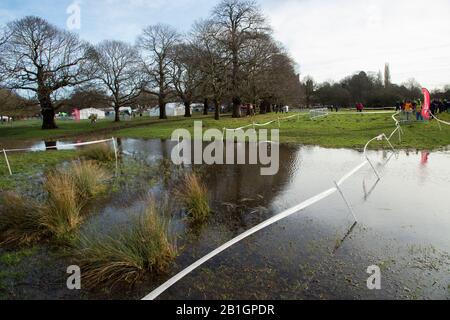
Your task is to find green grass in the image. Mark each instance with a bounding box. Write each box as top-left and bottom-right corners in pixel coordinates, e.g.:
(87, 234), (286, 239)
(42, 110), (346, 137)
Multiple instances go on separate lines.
(0, 150), (78, 191)
(115, 112), (450, 150)
(0, 247), (37, 266)
(1, 112), (450, 155)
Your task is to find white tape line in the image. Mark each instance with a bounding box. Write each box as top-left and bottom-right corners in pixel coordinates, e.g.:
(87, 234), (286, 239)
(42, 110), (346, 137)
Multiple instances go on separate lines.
(142, 109), (401, 300)
(331, 111), (397, 116)
(142, 186), (339, 300)
(4, 138), (114, 153)
(430, 112), (450, 126)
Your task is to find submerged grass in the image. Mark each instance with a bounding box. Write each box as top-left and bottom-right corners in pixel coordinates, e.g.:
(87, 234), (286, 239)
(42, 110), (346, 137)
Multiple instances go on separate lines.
(73, 199), (177, 288)
(177, 173), (210, 224)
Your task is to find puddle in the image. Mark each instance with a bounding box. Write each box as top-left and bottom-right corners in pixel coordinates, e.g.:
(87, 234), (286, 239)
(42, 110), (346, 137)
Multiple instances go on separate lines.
(3, 139), (450, 300)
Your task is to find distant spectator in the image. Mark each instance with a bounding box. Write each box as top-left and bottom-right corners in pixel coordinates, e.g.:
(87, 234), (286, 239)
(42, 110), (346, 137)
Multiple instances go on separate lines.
(356, 103), (364, 113)
(416, 100), (423, 121)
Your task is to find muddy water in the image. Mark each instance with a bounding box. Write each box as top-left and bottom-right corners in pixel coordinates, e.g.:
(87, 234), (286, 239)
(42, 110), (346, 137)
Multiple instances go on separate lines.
(5, 138), (449, 300)
(83, 139), (449, 300)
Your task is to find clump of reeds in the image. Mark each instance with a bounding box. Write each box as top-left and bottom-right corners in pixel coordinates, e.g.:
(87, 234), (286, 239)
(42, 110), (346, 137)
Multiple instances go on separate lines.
(69, 161), (111, 200)
(39, 170), (84, 240)
(0, 192), (45, 247)
(0, 161), (112, 246)
(176, 172), (210, 224)
(73, 200), (177, 288)
(79, 144), (116, 163)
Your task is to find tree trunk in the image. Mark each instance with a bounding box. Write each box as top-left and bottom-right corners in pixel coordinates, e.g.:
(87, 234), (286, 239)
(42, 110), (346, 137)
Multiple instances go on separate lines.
(159, 96), (167, 120)
(232, 96), (241, 118)
(40, 95), (58, 130)
(214, 98), (220, 121)
(184, 100), (192, 118)
(114, 106), (120, 122)
(203, 98), (209, 116)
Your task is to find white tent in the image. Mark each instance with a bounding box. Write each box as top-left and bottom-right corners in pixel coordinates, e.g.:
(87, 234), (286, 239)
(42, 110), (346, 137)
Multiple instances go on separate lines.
(79, 108), (106, 120)
(149, 103), (189, 117)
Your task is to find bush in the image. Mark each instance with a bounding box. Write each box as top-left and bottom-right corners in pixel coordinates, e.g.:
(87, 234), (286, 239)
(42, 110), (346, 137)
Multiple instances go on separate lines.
(176, 173), (210, 224)
(73, 200), (177, 288)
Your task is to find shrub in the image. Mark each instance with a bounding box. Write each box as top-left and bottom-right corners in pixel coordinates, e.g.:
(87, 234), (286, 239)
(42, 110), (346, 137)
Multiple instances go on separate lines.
(73, 200), (177, 288)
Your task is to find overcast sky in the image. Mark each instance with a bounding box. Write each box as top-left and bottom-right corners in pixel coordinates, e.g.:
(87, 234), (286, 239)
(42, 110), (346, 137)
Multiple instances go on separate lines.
(1, 0), (449, 89)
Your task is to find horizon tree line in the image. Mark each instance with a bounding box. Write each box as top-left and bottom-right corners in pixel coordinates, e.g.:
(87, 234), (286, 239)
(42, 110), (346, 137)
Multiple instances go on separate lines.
(0, 0), (302, 129)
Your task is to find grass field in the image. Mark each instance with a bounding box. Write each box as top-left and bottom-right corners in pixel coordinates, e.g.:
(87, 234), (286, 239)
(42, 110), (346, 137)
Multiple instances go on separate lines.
(1, 111), (449, 151)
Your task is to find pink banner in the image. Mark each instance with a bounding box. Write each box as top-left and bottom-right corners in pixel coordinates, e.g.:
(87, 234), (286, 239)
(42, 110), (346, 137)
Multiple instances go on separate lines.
(72, 109), (80, 122)
(422, 88), (431, 120)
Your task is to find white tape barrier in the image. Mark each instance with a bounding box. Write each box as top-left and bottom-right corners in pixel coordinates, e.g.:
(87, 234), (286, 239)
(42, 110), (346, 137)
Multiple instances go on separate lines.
(430, 112), (450, 126)
(142, 114), (402, 300)
(143, 187), (338, 300)
(3, 138), (115, 153)
(2, 138), (118, 176)
(310, 108), (329, 120)
(333, 111), (397, 116)
(224, 113), (304, 132)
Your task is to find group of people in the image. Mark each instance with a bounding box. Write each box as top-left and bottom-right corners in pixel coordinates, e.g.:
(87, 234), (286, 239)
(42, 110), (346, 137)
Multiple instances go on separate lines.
(430, 99), (450, 115)
(396, 99), (450, 122)
(274, 105), (289, 114)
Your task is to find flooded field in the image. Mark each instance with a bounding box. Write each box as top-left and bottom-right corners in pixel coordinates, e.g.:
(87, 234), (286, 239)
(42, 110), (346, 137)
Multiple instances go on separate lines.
(2, 139), (450, 300)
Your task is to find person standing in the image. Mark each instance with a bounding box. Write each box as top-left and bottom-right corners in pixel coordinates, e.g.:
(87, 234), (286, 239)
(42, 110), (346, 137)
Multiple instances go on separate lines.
(404, 100), (413, 122)
(416, 100), (423, 121)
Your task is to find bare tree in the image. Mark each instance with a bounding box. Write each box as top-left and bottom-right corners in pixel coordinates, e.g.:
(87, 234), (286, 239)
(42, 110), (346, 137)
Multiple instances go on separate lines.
(240, 33), (278, 109)
(192, 20), (228, 120)
(93, 40), (143, 122)
(0, 16), (95, 129)
(170, 43), (202, 117)
(212, 0), (269, 118)
(303, 76), (316, 108)
(137, 24), (181, 119)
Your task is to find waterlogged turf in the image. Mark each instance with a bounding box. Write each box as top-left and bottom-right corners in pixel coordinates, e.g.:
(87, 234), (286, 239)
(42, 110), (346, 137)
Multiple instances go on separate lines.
(1, 139), (448, 300)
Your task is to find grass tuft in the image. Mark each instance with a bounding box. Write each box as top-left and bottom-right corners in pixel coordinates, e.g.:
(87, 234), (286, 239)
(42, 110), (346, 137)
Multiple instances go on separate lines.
(40, 171), (83, 240)
(79, 144), (116, 163)
(73, 199), (177, 288)
(176, 173), (210, 224)
(69, 161), (111, 200)
(0, 192), (44, 247)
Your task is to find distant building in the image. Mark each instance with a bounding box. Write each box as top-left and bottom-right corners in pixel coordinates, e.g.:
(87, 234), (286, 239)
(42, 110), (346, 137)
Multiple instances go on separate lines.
(149, 103), (190, 117)
(79, 108), (106, 120)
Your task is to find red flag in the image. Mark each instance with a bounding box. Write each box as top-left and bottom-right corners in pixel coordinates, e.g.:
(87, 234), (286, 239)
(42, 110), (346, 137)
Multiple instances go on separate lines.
(422, 88), (431, 120)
